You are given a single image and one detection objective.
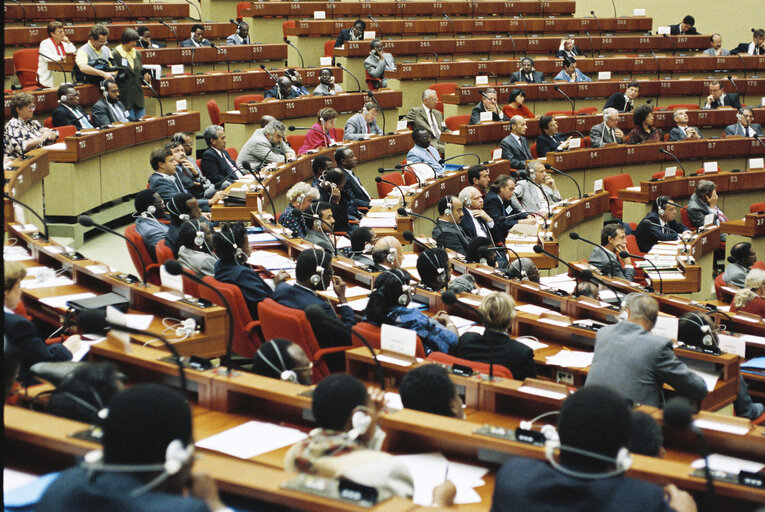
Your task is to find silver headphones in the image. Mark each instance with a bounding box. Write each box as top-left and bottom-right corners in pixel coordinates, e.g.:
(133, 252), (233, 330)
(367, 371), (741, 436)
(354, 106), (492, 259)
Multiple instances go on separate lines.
(443, 196), (453, 217)
(166, 199), (189, 222)
(545, 441), (632, 480)
(256, 340), (298, 383)
(220, 224), (247, 265)
(423, 250), (447, 286)
(309, 248), (326, 289)
(388, 269), (412, 306)
(656, 196), (668, 216)
(681, 313), (716, 348)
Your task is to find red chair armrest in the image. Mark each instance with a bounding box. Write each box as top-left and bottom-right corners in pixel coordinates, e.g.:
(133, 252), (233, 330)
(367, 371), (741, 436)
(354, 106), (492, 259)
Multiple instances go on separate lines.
(313, 345), (353, 361)
(753, 411), (765, 426)
(244, 320), (261, 336)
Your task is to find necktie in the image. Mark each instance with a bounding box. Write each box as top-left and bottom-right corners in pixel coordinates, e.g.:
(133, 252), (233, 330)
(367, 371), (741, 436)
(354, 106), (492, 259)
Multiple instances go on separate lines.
(521, 138), (531, 159)
(429, 110), (440, 139)
(78, 109), (93, 129)
(610, 128), (615, 142)
(745, 127), (750, 137)
(110, 102), (128, 123)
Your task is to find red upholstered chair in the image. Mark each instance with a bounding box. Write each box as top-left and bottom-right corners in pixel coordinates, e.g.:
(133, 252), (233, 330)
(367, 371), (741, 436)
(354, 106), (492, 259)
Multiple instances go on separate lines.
(353, 322), (426, 359)
(123, 224), (161, 285)
(753, 260), (765, 270)
(182, 272), (201, 298)
(680, 207), (694, 230)
(426, 352), (513, 379)
(428, 83), (457, 100)
(402, 170), (419, 186)
(155, 239), (174, 265)
(55, 125), (77, 143)
(575, 106), (597, 115)
(324, 40), (335, 58)
(257, 298), (352, 380)
(336, 127), (343, 140)
(365, 70), (379, 91)
(602, 173), (633, 219)
(207, 99), (221, 126)
(714, 273), (736, 303)
(694, 166), (721, 175)
(625, 234), (642, 257)
(445, 115), (470, 131)
(236, 1), (250, 19)
(544, 110), (574, 117)
(628, 222), (638, 232)
(201, 276), (262, 358)
(435, 101), (444, 114)
(43, 117), (53, 129)
(283, 20), (296, 36)
(13, 49), (39, 88)
(376, 171), (404, 197)
(286, 134), (305, 152)
(233, 94), (263, 110)
(666, 104), (699, 110)
(652, 169), (685, 180)
(751, 202), (765, 213)
(530, 143), (538, 159)
(225, 146), (238, 162)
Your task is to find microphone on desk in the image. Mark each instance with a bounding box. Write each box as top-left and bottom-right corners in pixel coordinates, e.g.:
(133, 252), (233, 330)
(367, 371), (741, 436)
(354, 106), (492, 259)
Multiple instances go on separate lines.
(479, 89), (504, 121)
(301, 211), (338, 255)
(518, 12), (528, 37)
(141, 78), (164, 117)
(439, 153), (482, 166)
(648, 49), (660, 81)
(481, 245), (527, 281)
(283, 38), (305, 69)
(664, 397), (718, 512)
(397, 207), (445, 247)
(304, 304), (385, 390)
(75, 307), (188, 394)
(163, 260), (235, 376)
(442, 13), (456, 39)
(657, 147), (687, 175)
(335, 62), (362, 92)
(260, 64), (281, 97)
(288, 125), (331, 146)
(38, 52), (69, 84)
(368, 15), (384, 41)
(209, 43), (230, 73)
(9, 0), (26, 26)
(441, 290), (498, 380)
(619, 250), (664, 294)
(533, 245), (580, 288)
(585, 30), (595, 58)
(402, 230), (433, 250)
(159, 19), (179, 42)
(662, 33), (677, 56)
(375, 176), (407, 208)
(380, 166), (421, 187)
(544, 164), (581, 199)
(183, 0), (202, 21)
(3, 193), (50, 241)
(77, 215), (147, 286)
(569, 232), (619, 276)
(727, 75), (743, 105)
(553, 85), (575, 114)
(242, 161), (277, 222)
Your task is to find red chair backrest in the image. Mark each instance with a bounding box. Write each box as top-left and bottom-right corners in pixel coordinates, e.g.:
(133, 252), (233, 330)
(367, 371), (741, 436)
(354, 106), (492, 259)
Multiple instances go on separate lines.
(124, 224), (160, 284)
(286, 134), (305, 151)
(233, 94), (264, 110)
(207, 99), (221, 126)
(625, 234), (642, 257)
(200, 276), (261, 357)
(155, 239), (174, 264)
(324, 40), (335, 57)
(714, 273), (735, 303)
(43, 117), (53, 129)
(530, 143), (538, 159)
(55, 125), (77, 143)
(750, 202), (765, 213)
(236, 1), (250, 19)
(680, 207), (694, 229)
(445, 115), (470, 131)
(336, 127), (343, 140)
(652, 169), (685, 180)
(353, 322), (426, 359)
(401, 169), (419, 186)
(283, 20), (296, 33)
(13, 49), (39, 87)
(543, 110), (574, 117)
(575, 106), (597, 115)
(376, 171), (404, 198)
(428, 82), (457, 100)
(365, 70), (379, 91)
(426, 352), (513, 379)
(435, 101), (444, 114)
(753, 260), (765, 270)
(257, 298), (329, 380)
(225, 146), (238, 162)
(602, 173), (633, 218)
(182, 272), (201, 298)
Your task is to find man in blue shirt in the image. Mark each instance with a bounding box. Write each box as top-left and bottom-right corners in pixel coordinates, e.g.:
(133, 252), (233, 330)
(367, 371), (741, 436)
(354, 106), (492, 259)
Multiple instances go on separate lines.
(553, 57), (592, 82)
(406, 128), (444, 176)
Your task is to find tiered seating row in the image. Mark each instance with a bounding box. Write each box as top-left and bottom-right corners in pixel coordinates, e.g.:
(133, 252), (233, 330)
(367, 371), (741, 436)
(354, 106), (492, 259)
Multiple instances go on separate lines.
(4, 2), (188, 22)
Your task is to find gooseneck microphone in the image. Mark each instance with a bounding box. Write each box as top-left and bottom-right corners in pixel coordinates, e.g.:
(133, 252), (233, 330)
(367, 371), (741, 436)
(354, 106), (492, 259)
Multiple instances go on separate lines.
(658, 148), (687, 174)
(365, 89), (387, 134)
(649, 49), (660, 81)
(585, 31), (595, 58)
(78, 215), (147, 285)
(9, 0), (26, 26)
(336, 62), (361, 92)
(289, 125), (330, 146)
(375, 176), (407, 208)
(368, 15), (384, 40)
(141, 78), (164, 117)
(283, 38), (305, 68)
(3, 193), (50, 240)
(439, 153), (482, 165)
(159, 19), (179, 41)
(441, 290), (497, 379)
(183, 0), (202, 21)
(38, 52), (69, 84)
(619, 251), (664, 294)
(589, 11), (602, 33)
(242, 161), (277, 221)
(389, 165), (422, 187)
(304, 304), (385, 390)
(533, 244), (574, 273)
(443, 13), (456, 39)
(569, 232), (618, 276)
(662, 33), (677, 56)
(579, 268), (623, 308)
(402, 230), (432, 250)
(260, 64), (281, 98)
(397, 207), (444, 246)
(553, 85), (575, 113)
(646, 220), (688, 253)
(545, 164), (581, 198)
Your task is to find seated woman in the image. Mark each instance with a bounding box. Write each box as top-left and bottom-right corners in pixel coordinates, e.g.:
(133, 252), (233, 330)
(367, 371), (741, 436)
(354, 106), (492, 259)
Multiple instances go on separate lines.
(454, 292), (537, 380)
(503, 89), (534, 119)
(298, 108), (339, 154)
(4, 93), (59, 159)
(176, 220), (217, 277)
(416, 247), (451, 291)
(250, 338), (313, 385)
(626, 105), (663, 144)
(730, 269), (765, 317)
(364, 269), (458, 354)
(318, 168), (360, 233)
(280, 182), (319, 238)
(213, 222), (289, 319)
(536, 115), (573, 157)
(47, 362), (125, 425)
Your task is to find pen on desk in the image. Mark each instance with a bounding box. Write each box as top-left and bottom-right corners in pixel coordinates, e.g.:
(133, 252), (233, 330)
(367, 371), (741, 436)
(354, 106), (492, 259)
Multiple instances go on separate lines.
(444, 464), (449, 482)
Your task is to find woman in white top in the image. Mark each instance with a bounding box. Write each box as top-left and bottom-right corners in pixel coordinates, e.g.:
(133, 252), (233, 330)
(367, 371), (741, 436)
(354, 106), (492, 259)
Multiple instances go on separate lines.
(37, 21), (76, 88)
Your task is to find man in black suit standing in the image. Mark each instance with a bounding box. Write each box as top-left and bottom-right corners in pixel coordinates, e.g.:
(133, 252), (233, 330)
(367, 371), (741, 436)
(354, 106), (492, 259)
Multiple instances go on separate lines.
(335, 19), (366, 47)
(90, 78), (130, 127)
(669, 15), (698, 35)
(500, 116), (533, 170)
(702, 79), (742, 110)
(200, 125), (242, 188)
(51, 84), (93, 129)
(603, 82), (640, 112)
(509, 58), (545, 84)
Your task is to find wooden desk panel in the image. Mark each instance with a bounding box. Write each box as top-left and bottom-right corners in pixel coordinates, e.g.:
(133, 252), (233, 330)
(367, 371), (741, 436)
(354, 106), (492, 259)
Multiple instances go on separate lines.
(4, 2), (188, 22)
(138, 44), (287, 66)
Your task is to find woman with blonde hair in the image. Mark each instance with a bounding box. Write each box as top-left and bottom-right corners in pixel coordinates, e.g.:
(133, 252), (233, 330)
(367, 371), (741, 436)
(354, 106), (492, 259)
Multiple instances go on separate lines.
(279, 182), (319, 237)
(731, 269), (765, 317)
(299, 107), (339, 154)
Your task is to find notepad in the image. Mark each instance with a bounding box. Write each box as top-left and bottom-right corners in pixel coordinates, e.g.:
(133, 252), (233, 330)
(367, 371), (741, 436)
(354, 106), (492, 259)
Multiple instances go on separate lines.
(196, 421), (307, 459)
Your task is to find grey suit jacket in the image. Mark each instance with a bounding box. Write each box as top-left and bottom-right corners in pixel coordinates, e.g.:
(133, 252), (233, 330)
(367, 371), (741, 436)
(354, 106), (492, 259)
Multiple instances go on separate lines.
(343, 112), (382, 140)
(588, 246), (634, 281)
(499, 134), (532, 169)
(304, 229), (335, 255)
(586, 321), (708, 407)
(236, 128), (291, 167)
(686, 192), (715, 228)
(364, 52), (396, 87)
(404, 105), (446, 153)
(724, 123), (763, 137)
(509, 70), (545, 84)
(589, 121), (621, 148)
(90, 97), (129, 127)
(722, 262), (748, 288)
(433, 219), (469, 256)
(668, 126), (702, 141)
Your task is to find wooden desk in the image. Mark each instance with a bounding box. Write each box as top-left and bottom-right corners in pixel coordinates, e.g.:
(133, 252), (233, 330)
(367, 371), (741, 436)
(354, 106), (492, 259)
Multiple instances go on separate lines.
(139, 44), (287, 66)
(3, 149), (49, 234)
(721, 213), (765, 263)
(4, 84), (100, 118)
(4, 2), (188, 22)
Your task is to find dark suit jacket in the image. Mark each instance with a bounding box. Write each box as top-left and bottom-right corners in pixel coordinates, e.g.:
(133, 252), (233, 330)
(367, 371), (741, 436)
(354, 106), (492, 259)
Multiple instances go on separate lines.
(705, 93), (741, 110)
(148, 171), (186, 205)
(500, 134), (532, 169)
(469, 102), (507, 125)
(455, 330), (537, 380)
(433, 219), (470, 255)
(484, 190), (526, 241)
(5, 312), (72, 384)
(108, 48), (144, 110)
(214, 259), (273, 320)
(634, 211), (689, 254)
(535, 133), (565, 157)
(509, 70), (545, 84)
(341, 168), (371, 209)
(51, 105), (90, 129)
(200, 147), (238, 186)
(459, 211), (493, 240)
(90, 97), (128, 127)
(603, 92), (633, 112)
(555, 47), (581, 58)
(334, 28), (359, 47)
(179, 38), (211, 47)
(669, 24), (699, 35)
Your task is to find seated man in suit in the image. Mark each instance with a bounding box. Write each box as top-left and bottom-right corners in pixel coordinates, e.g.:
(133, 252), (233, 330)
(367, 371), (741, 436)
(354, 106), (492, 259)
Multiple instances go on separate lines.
(634, 195), (690, 253)
(406, 127), (445, 176)
(603, 81), (640, 112)
(483, 174), (533, 241)
(164, 193), (202, 255)
(555, 38), (580, 59)
(553, 57), (591, 82)
(364, 39), (397, 89)
(226, 21), (250, 45)
(166, 140), (218, 202)
(335, 19), (366, 47)
(669, 15), (699, 35)
(149, 147), (219, 213)
(137, 26), (161, 49)
(589, 107), (625, 147)
(536, 115), (573, 157)
(687, 180), (726, 232)
(491, 385), (699, 512)
(251, 339), (313, 385)
(467, 164), (491, 196)
(317, 168), (359, 233)
(349, 227), (377, 267)
(500, 116), (533, 169)
(344, 102), (383, 140)
(723, 242), (756, 287)
(515, 161), (561, 214)
(589, 224), (635, 281)
(133, 189), (168, 261)
(285, 69), (309, 96)
(586, 293), (707, 407)
(213, 222), (289, 319)
(51, 84), (93, 129)
(200, 125), (242, 188)
(455, 292), (536, 380)
(433, 196), (470, 256)
(702, 79), (741, 110)
(273, 249), (354, 373)
(264, 76), (300, 100)
(399, 365), (465, 418)
(468, 87), (508, 125)
(404, 89), (447, 154)
(748, 28), (765, 55)
(724, 106), (763, 137)
(91, 79), (130, 127)
(371, 236), (404, 270)
(304, 201), (337, 255)
(458, 186), (499, 244)
(509, 57), (545, 84)
(335, 146), (371, 209)
(668, 109), (703, 141)
(237, 119), (296, 169)
(313, 68), (343, 96)
(703, 33), (729, 56)
(179, 24), (211, 47)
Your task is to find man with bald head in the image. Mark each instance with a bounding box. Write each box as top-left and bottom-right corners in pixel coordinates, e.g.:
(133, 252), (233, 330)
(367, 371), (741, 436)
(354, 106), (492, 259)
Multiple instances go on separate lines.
(372, 236), (403, 269)
(499, 116), (532, 170)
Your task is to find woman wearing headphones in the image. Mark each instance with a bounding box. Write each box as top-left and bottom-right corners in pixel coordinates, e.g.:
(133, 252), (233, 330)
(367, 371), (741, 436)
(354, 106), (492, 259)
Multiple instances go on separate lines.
(298, 108), (339, 154)
(177, 221), (217, 277)
(364, 270), (459, 354)
(280, 182), (320, 238)
(730, 269), (765, 317)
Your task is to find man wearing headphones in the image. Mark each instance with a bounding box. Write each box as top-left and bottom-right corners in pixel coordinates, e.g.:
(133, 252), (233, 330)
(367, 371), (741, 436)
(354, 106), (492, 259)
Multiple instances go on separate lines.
(724, 106), (763, 137)
(722, 242), (757, 287)
(225, 21), (250, 45)
(304, 201), (337, 255)
(273, 249), (354, 372)
(458, 186), (497, 242)
(164, 193), (204, 256)
(433, 195), (470, 256)
(51, 84), (93, 129)
(177, 221), (217, 277)
(416, 247), (451, 291)
(349, 227), (377, 267)
(38, 384), (233, 512)
(491, 386), (698, 512)
(634, 195), (689, 253)
(588, 224), (635, 281)
(364, 39), (397, 89)
(371, 236), (403, 269)
(133, 189), (168, 261)
(586, 293), (707, 408)
(91, 78), (130, 127)
(251, 339), (313, 385)
(344, 102), (383, 140)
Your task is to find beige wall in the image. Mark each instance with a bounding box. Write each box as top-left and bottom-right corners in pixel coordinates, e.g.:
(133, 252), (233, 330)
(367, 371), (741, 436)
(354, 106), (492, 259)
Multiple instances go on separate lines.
(575, 0), (757, 49)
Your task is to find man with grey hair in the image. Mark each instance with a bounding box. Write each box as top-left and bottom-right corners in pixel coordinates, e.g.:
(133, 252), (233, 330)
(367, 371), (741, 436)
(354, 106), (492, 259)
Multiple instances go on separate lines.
(702, 33), (729, 56)
(514, 160), (561, 214)
(199, 125), (241, 187)
(404, 89), (448, 153)
(458, 186), (496, 242)
(344, 102), (383, 140)
(236, 120), (296, 168)
(668, 109), (702, 141)
(500, 116), (533, 169)
(589, 107), (624, 147)
(724, 106), (763, 137)
(469, 87), (507, 124)
(586, 293), (707, 408)
(506, 257), (539, 283)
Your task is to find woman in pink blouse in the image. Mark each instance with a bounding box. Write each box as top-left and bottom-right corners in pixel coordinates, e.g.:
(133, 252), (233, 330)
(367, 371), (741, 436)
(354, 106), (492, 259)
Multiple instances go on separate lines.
(298, 108), (339, 154)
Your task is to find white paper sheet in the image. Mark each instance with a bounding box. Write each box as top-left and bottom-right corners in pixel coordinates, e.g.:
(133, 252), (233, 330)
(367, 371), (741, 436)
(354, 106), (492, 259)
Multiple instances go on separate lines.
(396, 453), (487, 506)
(376, 353), (414, 366)
(545, 350), (593, 368)
(39, 292), (97, 309)
(693, 419), (749, 436)
(515, 337), (548, 351)
(195, 420), (308, 459)
(515, 304), (553, 316)
(518, 385), (567, 400)
(691, 453), (765, 474)
(153, 291), (182, 302)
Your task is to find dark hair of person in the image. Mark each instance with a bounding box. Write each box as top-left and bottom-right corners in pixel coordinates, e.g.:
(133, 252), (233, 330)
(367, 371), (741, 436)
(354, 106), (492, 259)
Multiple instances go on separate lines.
(489, 174), (514, 194)
(682, 15), (695, 26)
(467, 165), (488, 186)
(212, 222), (246, 262)
(508, 88), (526, 103)
(350, 227), (374, 252)
(730, 242), (752, 263)
(323, 168), (346, 188)
(312, 374), (367, 431)
(632, 104), (653, 127)
(312, 155), (333, 177)
(627, 81), (641, 90)
(191, 23), (204, 33)
(56, 83), (75, 100)
(177, 220), (205, 250)
(166, 193), (194, 224)
(251, 338), (298, 380)
(365, 269), (412, 324)
(295, 248), (331, 282)
(466, 236), (492, 264)
(120, 28), (140, 45)
(400, 365), (458, 417)
(628, 410), (664, 457)
(334, 147), (353, 167)
(134, 189), (157, 213)
(538, 115), (553, 132)
(47, 362), (124, 425)
(150, 147), (173, 171)
(600, 223), (623, 245)
(437, 195), (457, 216)
(89, 24), (109, 40)
(353, 19), (367, 30)
(137, 26), (150, 37)
(416, 248), (449, 288)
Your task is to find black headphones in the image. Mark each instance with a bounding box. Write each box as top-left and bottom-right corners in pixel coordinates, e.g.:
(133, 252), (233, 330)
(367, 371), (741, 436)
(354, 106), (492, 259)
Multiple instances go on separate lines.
(220, 224), (247, 265)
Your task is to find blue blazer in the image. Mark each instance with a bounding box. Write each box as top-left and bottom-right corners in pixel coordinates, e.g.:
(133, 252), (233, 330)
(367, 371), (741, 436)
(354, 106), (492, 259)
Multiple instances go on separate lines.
(5, 312), (72, 384)
(214, 260), (274, 320)
(406, 144), (444, 175)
